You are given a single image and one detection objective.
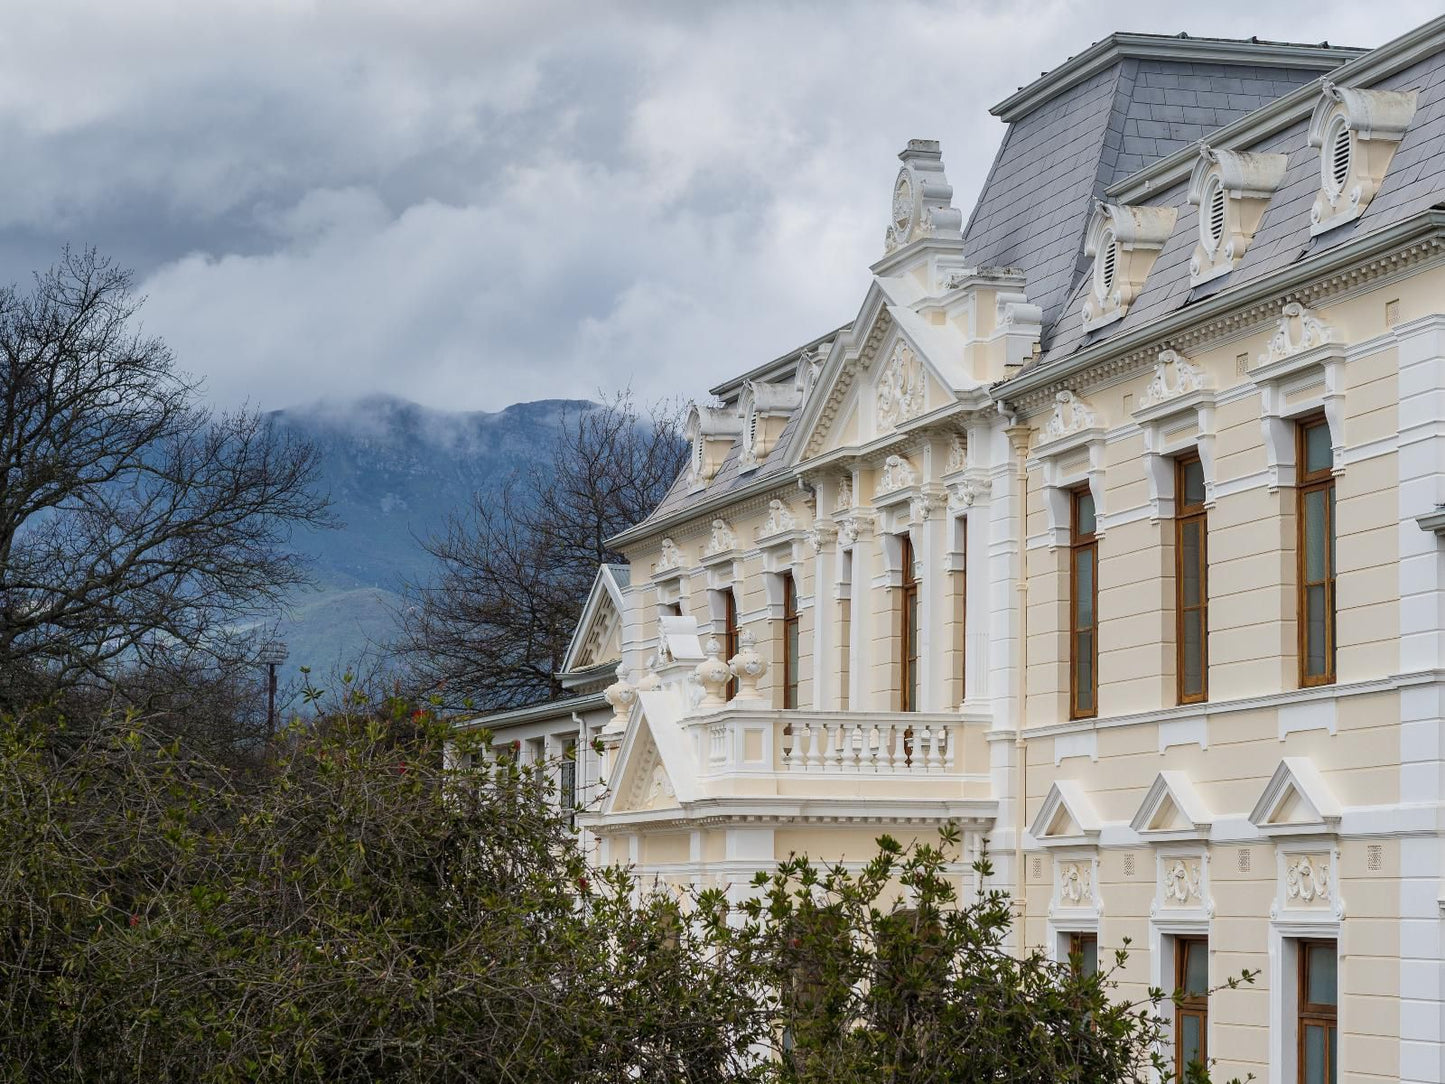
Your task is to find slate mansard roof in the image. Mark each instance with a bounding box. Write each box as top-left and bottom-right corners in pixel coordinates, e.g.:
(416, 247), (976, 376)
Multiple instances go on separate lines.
(616, 23), (1445, 543)
(1032, 21), (1445, 375)
(963, 34), (1359, 340)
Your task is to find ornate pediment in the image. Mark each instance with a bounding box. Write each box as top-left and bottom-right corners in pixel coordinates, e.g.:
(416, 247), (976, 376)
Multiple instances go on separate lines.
(1256, 303), (1340, 368)
(1036, 389), (1102, 448)
(702, 518), (738, 557)
(1139, 349), (1210, 410)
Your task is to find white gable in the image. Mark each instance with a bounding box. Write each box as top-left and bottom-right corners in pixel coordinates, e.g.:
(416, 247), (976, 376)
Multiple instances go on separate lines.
(561, 564), (628, 674)
(1130, 770), (1213, 841)
(1248, 757), (1342, 837)
(1029, 780), (1101, 847)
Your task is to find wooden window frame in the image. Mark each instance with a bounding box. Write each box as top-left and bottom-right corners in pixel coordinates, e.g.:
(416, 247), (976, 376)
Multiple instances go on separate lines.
(1175, 453), (1209, 705)
(899, 534), (920, 713)
(1068, 931), (1098, 977)
(955, 519), (967, 704)
(1069, 487), (1099, 720)
(723, 589), (740, 699)
(1296, 416), (1337, 687)
(1297, 939), (1338, 1084)
(1174, 936), (1209, 1080)
(781, 571), (799, 709)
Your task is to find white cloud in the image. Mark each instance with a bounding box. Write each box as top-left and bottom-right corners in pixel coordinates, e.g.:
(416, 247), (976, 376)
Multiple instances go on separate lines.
(1, 0), (1439, 410)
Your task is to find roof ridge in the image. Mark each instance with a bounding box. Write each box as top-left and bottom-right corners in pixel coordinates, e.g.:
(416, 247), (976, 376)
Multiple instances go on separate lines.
(992, 30), (1364, 123)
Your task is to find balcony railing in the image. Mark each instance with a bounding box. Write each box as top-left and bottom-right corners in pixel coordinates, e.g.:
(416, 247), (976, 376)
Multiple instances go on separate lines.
(781, 718), (954, 773)
(685, 709), (978, 780)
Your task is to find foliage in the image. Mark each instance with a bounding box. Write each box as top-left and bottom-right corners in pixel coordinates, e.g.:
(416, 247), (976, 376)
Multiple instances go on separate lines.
(0, 248), (330, 709)
(0, 690), (759, 1083)
(706, 826), (1255, 1084)
(399, 391), (687, 709)
(0, 686), (1252, 1083)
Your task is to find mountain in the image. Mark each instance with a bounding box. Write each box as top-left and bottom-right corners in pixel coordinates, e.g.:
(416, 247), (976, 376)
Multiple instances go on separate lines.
(265, 394), (594, 680)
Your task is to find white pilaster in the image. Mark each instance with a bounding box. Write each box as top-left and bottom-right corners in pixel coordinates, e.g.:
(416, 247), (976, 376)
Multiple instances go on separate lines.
(1395, 313), (1445, 1084)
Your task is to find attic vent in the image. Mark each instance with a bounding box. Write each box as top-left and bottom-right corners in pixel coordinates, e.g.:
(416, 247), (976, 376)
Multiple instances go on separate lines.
(1329, 121), (1352, 193)
(1099, 233), (1117, 296)
(1206, 181), (1226, 250)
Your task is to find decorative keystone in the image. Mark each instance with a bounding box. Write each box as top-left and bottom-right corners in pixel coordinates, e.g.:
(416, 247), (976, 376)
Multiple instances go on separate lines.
(727, 629), (768, 702)
(695, 637), (732, 708)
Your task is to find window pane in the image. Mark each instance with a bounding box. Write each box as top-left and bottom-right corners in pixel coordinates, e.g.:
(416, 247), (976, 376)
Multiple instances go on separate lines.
(1074, 633), (1094, 711)
(1180, 1013), (1203, 1069)
(1181, 458), (1206, 506)
(1075, 491), (1096, 536)
(1307, 944), (1337, 1005)
(1074, 550), (1094, 625)
(1305, 584), (1328, 676)
(1184, 940), (1209, 995)
(1303, 1024), (1326, 1084)
(1182, 610), (1205, 696)
(1303, 488), (1329, 581)
(1305, 422), (1332, 474)
(1076, 935), (1097, 977)
(1329, 1027), (1337, 1084)
(1181, 520), (1203, 606)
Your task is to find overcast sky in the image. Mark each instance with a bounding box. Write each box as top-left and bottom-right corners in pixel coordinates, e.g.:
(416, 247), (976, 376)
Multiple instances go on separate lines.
(0, 1), (1437, 413)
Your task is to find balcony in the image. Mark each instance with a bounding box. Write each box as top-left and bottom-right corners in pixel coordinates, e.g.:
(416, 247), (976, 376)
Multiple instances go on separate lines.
(679, 707), (992, 800)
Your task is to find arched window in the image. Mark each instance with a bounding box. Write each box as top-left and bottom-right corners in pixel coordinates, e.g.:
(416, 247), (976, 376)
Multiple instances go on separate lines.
(899, 535), (920, 712)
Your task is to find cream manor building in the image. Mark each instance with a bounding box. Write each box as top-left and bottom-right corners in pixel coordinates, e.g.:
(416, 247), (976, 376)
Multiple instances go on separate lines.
(462, 16), (1445, 1083)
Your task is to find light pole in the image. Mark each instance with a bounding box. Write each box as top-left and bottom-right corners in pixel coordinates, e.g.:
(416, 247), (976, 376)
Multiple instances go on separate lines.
(258, 640), (289, 735)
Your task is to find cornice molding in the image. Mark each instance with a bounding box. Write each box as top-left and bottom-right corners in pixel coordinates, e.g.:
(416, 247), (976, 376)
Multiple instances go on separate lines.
(1000, 211), (1445, 418)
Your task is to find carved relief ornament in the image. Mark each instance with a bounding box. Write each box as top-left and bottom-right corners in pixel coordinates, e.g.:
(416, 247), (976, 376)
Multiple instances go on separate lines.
(875, 341), (926, 431)
(653, 538), (686, 575)
(1058, 861), (1093, 906)
(878, 453), (919, 494)
(758, 498), (797, 538)
(704, 518), (737, 556)
(1038, 389), (1099, 445)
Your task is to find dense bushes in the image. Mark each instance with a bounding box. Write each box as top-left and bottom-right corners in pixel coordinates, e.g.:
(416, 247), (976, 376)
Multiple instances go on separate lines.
(0, 693), (1248, 1083)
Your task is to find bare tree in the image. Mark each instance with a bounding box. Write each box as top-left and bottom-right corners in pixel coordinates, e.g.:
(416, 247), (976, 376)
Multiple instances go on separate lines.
(400, 392), (686, 709)
(0, 249), (331, 708)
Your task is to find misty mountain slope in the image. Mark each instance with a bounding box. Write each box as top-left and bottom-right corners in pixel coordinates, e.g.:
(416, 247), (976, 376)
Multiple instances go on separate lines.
(265, 395), (593, 677)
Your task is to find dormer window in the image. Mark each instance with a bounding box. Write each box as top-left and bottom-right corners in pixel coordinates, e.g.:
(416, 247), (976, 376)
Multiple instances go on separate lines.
(1082, 202), (1176, 331)
(684, 403), (743, 491)
(1307, 81), (1418, 236)
(1187, 145), (1287, 287)
(737, 379), (802, 473)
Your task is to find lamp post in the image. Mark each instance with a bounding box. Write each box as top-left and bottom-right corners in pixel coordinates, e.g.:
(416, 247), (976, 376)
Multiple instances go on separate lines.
(258, 640), (289, 735)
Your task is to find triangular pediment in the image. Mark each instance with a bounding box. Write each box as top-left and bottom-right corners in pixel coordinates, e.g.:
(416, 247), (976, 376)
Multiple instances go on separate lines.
(608, 723), (680, 814)
(561, 564), (628, 674)
(1130, 771), (1212, 841)
(600, 688), (697, 818)
(1029, 780), (1101, 848)
(799, 325), (952, 461)
(1249, 758), (1341, 837)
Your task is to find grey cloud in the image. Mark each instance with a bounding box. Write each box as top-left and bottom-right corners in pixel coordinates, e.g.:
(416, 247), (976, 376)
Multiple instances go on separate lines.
(0, 0), (1439, 411)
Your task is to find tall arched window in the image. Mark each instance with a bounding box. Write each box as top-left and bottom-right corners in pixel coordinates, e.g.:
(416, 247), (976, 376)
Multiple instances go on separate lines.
(781, 572), (799, 709)
(899, 535), (920, 712)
